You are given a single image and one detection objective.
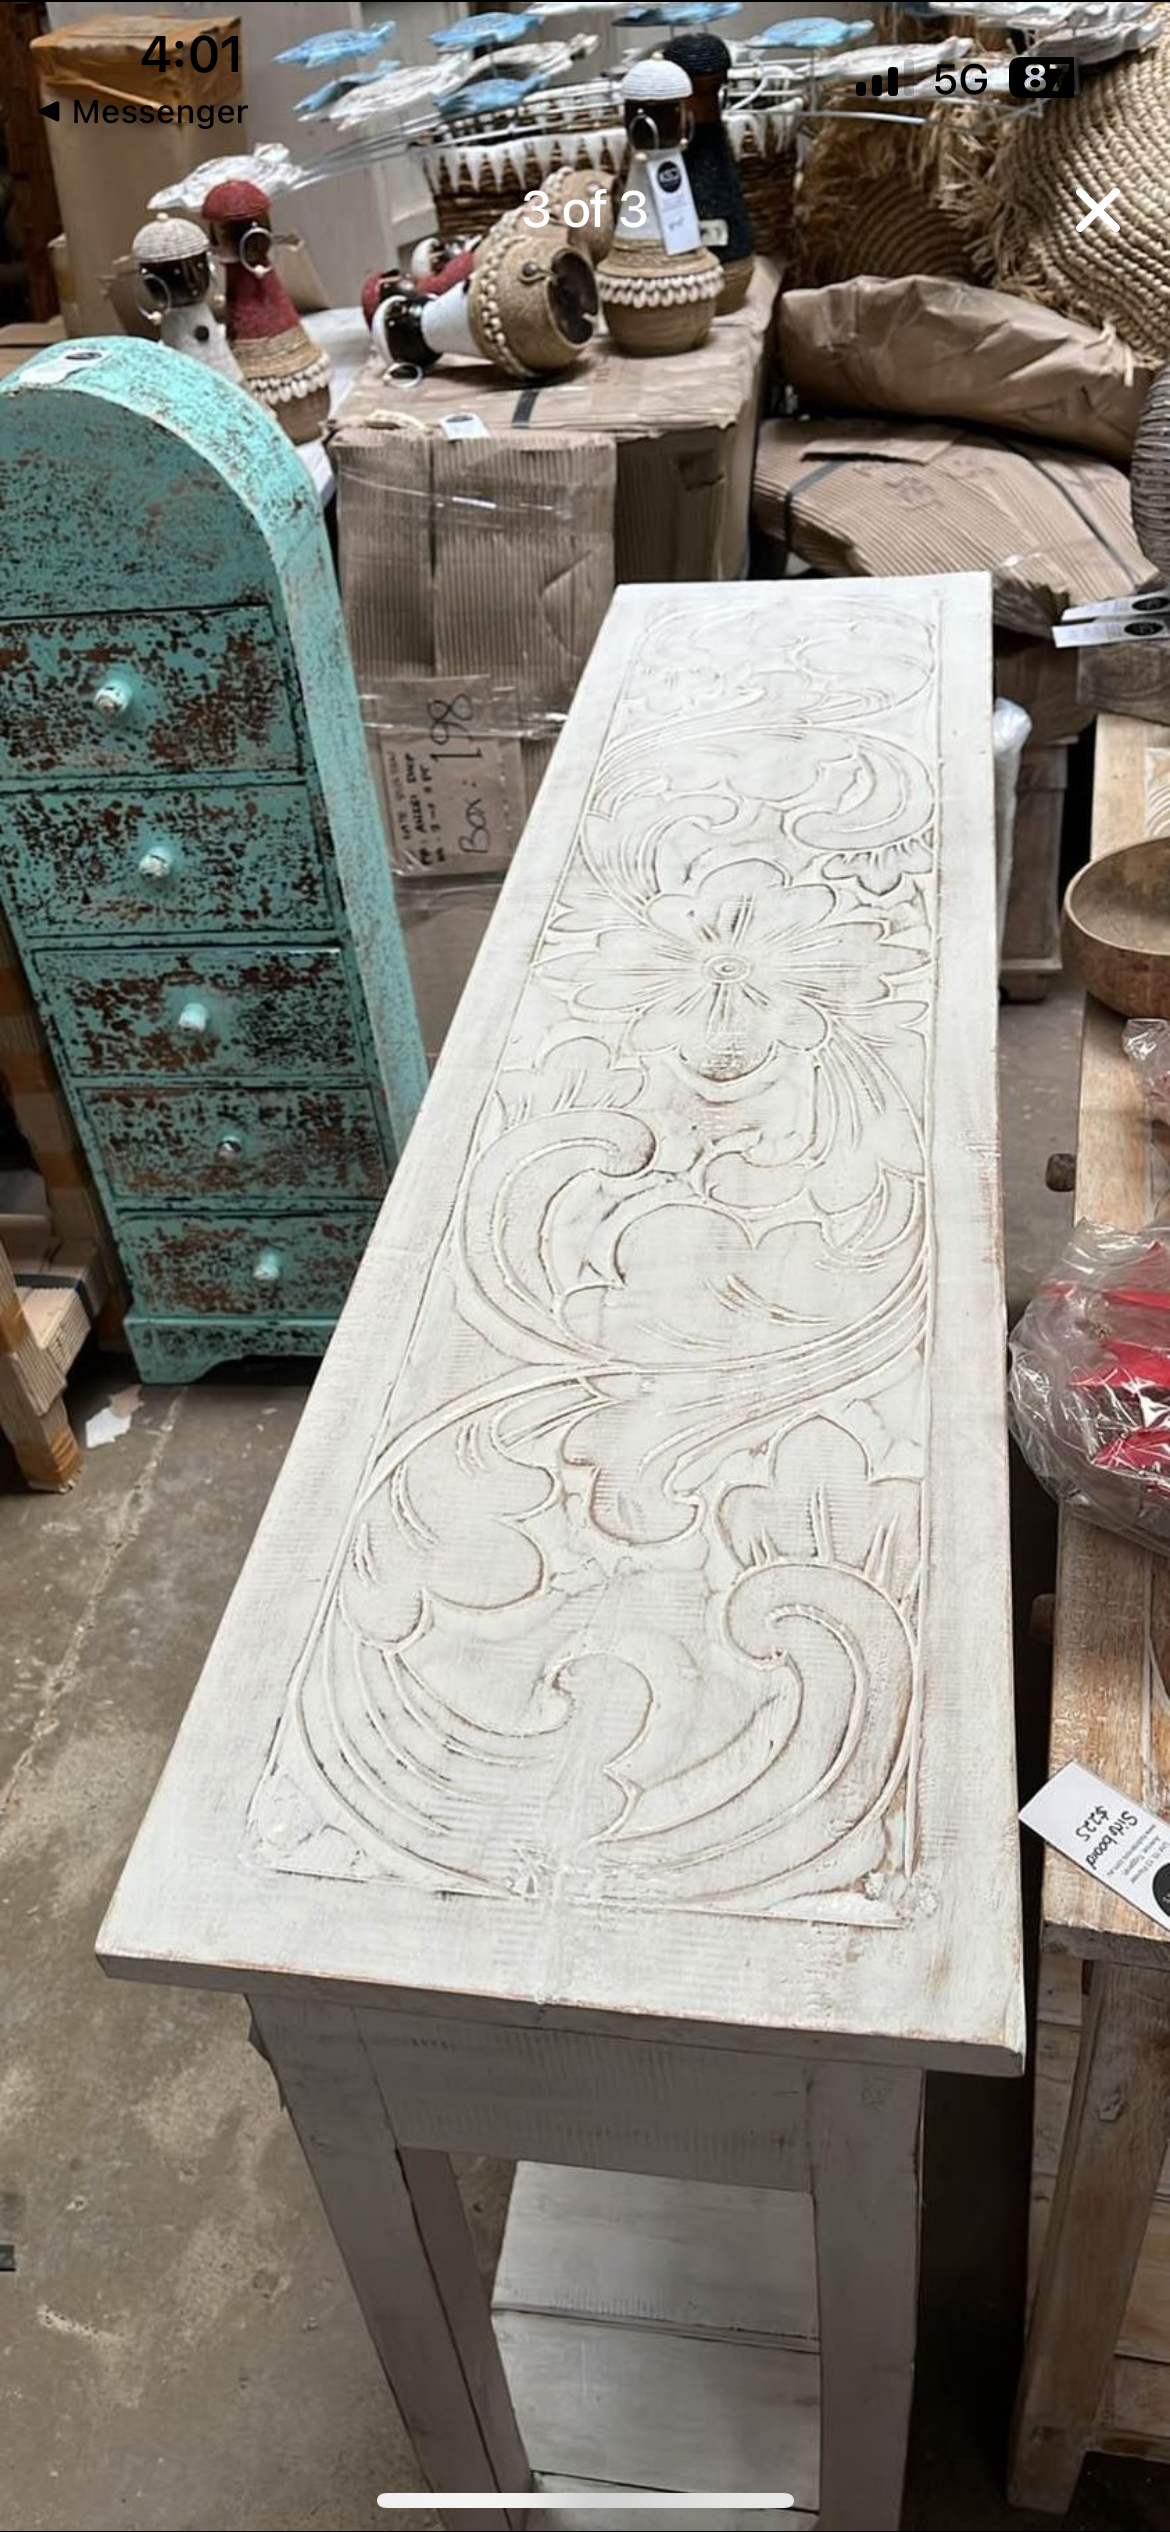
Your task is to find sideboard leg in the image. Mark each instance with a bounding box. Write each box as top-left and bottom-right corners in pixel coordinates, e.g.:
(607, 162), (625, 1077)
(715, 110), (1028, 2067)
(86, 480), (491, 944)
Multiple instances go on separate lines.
(249, 1993), (529, 2531)
(810, 2058), (923, 2532)
(1009, 1962), (1170, 2514)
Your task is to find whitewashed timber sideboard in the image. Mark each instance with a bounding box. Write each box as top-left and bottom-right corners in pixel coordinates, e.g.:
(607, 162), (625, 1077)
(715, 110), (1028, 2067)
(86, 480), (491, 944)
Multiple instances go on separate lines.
(99, 578), (1024, 2530)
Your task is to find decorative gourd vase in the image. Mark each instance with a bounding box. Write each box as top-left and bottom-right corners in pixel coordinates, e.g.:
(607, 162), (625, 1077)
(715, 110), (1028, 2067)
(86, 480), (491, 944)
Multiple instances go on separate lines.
(663, 31), (755, 314)
(596, 59), (722, 357)
(201, 179), (331, 445)
(371, 210), (598, 381)
(540, 167), (617, 263)
(130, 217), (243, 382)
(1132, 363), (1170, 579)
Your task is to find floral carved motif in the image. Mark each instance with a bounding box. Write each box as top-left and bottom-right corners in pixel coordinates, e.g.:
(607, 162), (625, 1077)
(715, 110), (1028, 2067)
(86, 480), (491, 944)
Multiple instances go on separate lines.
(249, 592), (942, 1921)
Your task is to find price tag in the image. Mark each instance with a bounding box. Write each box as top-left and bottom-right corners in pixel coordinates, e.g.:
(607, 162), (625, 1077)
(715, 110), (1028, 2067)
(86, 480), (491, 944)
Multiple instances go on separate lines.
(376, 678), (522, 879)
(646, 153), (702, 256)
(1020, 1761), (1170, 1930)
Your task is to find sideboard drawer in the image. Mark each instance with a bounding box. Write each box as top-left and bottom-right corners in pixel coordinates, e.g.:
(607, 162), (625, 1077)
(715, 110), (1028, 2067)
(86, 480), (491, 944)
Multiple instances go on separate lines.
(0, 784), (331, 938)
(120, 1209), (376, 1319)
(0, 605), (298, 780)
(36, 945), (363, 1082)
(83, 1083), (388, 1205)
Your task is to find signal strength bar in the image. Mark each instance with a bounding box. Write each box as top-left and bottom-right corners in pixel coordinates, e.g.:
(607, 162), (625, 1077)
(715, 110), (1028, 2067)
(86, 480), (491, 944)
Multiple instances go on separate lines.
(856, 65), (899, 95)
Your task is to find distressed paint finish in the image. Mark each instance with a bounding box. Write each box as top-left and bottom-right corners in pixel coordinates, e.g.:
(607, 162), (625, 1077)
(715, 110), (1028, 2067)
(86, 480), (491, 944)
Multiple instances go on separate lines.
(99, 582), (1022, 2532)
(84, 1083), (387, 1206)
(0, 605), (299, 781)
(0, 338), (427, 1382)
(119, 1209), (377, 1320)
(36, 945), (362, 1083)
(99, 578), (1023, 2068)
(125, 1313), (337, 1385)
(0, 784), (332, 938)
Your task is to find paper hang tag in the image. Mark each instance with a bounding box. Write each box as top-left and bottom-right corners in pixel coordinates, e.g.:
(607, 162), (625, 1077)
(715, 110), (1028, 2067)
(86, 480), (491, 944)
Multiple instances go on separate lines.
(1020, 1761), (1170, 1931)
(441, 411), (490, 439)
(646, 152), (702, 256)
(699, 217), (729, 249)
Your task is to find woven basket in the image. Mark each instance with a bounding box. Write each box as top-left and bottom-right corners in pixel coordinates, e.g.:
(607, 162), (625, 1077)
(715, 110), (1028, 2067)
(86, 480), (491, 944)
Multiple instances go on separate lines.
(793, 115), (975, 287)
(235, 327), (331, 445)
(935, 41), (1170, 363)
(597, 237), (722, 355)
(729, 110), (798, 262)
(1132, 363), (1170, 575)
(428, 99), (797, 256)
(430, 123), (624, 242)
(469, 219), (598, 377)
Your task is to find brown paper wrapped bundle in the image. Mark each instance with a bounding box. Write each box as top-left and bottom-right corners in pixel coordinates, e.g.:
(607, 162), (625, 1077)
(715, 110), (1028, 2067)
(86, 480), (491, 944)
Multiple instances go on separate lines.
(779, 274), (1153, 461)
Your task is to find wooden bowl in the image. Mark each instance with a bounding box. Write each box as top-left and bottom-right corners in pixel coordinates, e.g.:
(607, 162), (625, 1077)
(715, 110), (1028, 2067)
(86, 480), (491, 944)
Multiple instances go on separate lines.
(1062, 839), (1170, 1019)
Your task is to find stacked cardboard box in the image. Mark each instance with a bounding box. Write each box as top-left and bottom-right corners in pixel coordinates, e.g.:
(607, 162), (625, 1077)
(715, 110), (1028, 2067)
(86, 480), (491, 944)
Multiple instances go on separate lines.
(333, 267), (778, 1061)
(753, 418), (1145, 639)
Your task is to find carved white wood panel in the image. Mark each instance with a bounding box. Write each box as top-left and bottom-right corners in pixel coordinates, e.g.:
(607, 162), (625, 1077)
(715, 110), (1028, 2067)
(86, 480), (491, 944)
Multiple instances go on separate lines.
(252, 590), (939, 1922)
(101, 580), (1022, 2075)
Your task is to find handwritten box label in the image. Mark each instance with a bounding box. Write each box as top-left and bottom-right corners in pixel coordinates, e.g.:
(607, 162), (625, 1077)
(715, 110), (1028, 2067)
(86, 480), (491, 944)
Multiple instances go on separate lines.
(375, 679), (523, 880)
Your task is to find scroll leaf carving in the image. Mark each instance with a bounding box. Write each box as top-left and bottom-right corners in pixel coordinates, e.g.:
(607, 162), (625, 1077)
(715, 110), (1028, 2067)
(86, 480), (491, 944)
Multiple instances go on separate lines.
(248, 593), (943, 1922)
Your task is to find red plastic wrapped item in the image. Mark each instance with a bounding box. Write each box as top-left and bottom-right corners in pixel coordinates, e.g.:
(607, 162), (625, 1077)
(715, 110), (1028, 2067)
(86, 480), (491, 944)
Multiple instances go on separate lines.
(1009, 1222), (1170, 1552)
(1124, 1018), (1170, 1124)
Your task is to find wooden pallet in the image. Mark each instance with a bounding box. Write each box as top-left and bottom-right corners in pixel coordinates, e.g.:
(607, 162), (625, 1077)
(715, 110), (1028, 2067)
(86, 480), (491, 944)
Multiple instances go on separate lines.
(0, 905), (123, 1335)
(0, 1212), (106, 1488)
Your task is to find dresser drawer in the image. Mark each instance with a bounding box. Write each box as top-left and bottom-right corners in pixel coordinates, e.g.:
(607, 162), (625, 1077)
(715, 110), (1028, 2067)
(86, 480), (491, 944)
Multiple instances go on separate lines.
(35, 946), (363, 1082)
(0, 784), (331, 938)
(0, 605), (298, 780)
(120, 1210), (376, 1319)
(83, 1084), (387, 1206)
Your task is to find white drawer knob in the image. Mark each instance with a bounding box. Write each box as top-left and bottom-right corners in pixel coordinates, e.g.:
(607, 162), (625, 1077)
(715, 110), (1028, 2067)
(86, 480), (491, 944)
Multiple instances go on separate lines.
(215, 1133), (244, 1163)
(176, 999), (210, 1038)
(138, 847), (173, 883)
(93, 672), (134, 718)
(253, 1247), (282, 1290)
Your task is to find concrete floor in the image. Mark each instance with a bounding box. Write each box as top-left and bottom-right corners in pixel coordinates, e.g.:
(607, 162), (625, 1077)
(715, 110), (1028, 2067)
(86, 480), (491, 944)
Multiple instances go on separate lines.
(2, 973), (1169, 2532)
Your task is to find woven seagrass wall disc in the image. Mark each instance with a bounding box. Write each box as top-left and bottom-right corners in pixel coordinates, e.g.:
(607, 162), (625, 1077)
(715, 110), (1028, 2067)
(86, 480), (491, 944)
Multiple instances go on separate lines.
(793, 119), (975, 288)
(938, 41), (1170, 362)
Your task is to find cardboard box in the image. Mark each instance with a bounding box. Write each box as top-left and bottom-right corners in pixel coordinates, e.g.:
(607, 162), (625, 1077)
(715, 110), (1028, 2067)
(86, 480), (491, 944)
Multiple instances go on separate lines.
(778, 275), (1153, 462)
(396, 879), (502, 1067)
(335, 269), (777, 1036)
(753, 417), (1145, 638)
(30, 14), (243, 336)
(334, 260), (779, 587)
(339, 430), (617, 884)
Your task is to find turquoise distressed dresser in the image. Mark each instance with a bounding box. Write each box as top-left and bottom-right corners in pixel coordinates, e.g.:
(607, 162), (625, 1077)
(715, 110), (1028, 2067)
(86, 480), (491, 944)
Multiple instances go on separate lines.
(0, 338), (426, 1383)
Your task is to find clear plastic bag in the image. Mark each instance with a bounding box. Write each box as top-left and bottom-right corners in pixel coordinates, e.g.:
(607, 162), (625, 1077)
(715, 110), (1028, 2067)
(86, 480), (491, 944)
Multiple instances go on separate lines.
(1009, 1220), (1170, 1552)
(1123, 1018), (1170, 1125)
